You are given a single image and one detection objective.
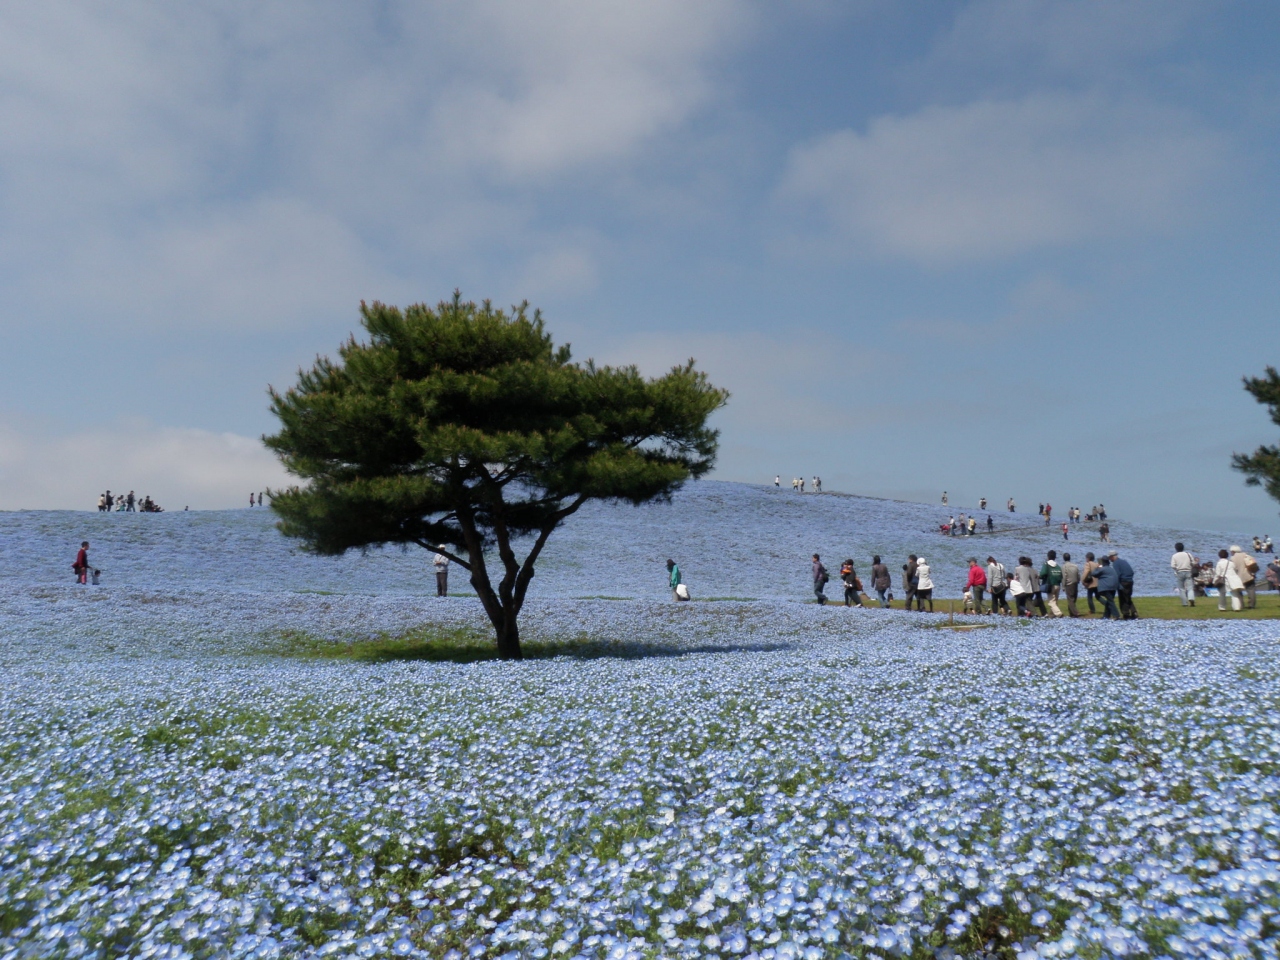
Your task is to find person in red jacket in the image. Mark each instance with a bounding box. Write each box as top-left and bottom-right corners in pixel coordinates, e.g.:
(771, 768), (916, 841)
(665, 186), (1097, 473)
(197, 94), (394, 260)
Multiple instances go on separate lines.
(965, 557), (988, 614)
(73, 541), (89, 584)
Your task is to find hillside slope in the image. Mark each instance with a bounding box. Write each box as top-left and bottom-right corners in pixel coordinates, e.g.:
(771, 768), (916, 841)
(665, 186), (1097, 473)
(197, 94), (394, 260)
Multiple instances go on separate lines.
(0, 482), (1260, 600)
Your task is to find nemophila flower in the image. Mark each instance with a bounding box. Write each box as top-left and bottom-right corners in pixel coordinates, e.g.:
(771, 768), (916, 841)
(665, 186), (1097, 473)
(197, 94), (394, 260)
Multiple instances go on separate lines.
(2, 499), (1280, 957)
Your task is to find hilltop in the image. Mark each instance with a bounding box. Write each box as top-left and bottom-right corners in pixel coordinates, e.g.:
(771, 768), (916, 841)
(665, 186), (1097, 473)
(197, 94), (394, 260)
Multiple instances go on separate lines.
(0, 482), (1254, 598)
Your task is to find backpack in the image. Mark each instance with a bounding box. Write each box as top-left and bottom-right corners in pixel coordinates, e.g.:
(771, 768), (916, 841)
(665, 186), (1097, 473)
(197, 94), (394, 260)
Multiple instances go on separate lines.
(1044, 564), (1062, 587)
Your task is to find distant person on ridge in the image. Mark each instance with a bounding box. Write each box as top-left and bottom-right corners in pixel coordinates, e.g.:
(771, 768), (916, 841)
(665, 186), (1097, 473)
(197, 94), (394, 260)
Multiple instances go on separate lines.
(812, 554), (828, 604)
(73, 541), (89, 584)
(1098, 522), (1110, 543)
(941, 491), (948, 506)
(774, 475), (780, 487)
(1008, 498), (1016, 513)
(249, 492), (256, 507)
(1061, 521), (1069, 541)
(979, 497), (987, 510)
(1171, 543), (1196, 607)
(870, 555), (891, 608)
(986, 515), (994, 532)
(126, 491), (136, 512)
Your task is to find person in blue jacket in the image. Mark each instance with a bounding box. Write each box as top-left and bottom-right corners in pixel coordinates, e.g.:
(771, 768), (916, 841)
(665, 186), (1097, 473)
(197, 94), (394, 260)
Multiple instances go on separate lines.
(1109, 550), (1138, 619)
(1092, 556), (1121, 619)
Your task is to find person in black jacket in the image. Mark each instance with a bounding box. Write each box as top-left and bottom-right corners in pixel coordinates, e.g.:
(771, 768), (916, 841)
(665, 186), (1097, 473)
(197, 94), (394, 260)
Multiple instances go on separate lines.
(1109, 550), (1138, 619)
(870, 555), (891, 608)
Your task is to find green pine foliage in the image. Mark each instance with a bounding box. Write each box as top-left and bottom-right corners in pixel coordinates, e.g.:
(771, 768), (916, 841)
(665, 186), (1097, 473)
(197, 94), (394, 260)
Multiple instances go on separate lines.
(1234, 366), (1280, 508)
(265, 294), (728, 659)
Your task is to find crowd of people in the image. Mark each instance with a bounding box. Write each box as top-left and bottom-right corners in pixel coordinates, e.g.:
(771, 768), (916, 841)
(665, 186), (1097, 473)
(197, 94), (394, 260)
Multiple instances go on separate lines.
(804, 549), (1141, 619)
(95, 490), (165, 513)
(777, 475), (823, 493)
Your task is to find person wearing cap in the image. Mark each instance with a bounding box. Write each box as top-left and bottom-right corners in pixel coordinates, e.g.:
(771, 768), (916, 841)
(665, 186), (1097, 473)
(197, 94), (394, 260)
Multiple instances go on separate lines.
(1215, 549), (1244, 611)
(1109, 550), (1138, 619)
(1230, 545), (1259, 609)
(433, 550), (450, 596)
(964, 558), (987, 614)
(914, 556), (934, 611)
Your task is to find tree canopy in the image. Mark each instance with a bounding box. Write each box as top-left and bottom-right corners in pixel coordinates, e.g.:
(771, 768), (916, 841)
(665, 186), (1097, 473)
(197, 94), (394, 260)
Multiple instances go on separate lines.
(265, 294), (728, 659)
(1233, 365), (1280, 507)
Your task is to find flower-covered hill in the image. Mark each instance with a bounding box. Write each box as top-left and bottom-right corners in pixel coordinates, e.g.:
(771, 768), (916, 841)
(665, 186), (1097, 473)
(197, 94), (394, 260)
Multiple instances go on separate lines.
(0, 482), (1249, 599)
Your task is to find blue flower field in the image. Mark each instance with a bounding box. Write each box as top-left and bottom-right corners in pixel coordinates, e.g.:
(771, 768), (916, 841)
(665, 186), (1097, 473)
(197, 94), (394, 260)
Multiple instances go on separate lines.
(1, 483), (1277, 959)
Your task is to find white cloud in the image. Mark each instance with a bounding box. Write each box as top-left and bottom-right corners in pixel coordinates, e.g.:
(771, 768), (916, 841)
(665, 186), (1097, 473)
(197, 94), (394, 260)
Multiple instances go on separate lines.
(0, 417), (289, 510)
(0, 1), (750, 332)
(777, 93), (1227, 263)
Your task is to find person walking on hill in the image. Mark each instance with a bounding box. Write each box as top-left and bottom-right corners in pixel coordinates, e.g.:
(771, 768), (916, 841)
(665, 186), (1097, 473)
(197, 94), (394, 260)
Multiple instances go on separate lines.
(986, 556), (1010, 615)
(1040, 551), (1065, 617)
(968, 516), (977, 536)
(986, 514), (994, 532)
(72, 541), (90, 585)
(903, 554), (919, 610)
(840, 559), (863, 607)
(870, 555), (891, 608)
(1093, 557), (1121, 619)
(1098, 522), (1110, 543)
(1110, 550), (1137, 619)
(914, 557), (934, 612)
(1013, 557), (1047, 617)
(1061, 552), (1081, 617)
(1171, 543), (1196, 607)
(965, 558), (987, 614)
(1061, 521), (1069, 541)
(979, 497), (987, 510)
(126, 491), (136, 512)
(942, 491), (948, 506)
(1215, 549), (1243, 611)
(1082, 552), (1100, 614)
(775, 475), (780, 487)
(1230, 545), (1259, 609)
(433, 550), (450, 597)
(812, 554), (828, 605)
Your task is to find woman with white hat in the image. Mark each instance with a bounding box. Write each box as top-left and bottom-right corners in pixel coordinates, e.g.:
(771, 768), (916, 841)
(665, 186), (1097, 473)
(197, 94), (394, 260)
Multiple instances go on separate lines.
(914, 556), (934, 612)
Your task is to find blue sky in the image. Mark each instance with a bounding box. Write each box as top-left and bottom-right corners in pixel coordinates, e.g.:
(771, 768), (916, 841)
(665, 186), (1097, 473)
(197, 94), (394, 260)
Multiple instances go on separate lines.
(1, 1), (1279, 532)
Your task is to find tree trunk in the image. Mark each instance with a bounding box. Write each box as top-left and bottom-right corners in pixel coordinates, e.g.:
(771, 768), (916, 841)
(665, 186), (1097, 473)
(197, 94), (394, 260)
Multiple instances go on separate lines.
(495, 612), (523, 661)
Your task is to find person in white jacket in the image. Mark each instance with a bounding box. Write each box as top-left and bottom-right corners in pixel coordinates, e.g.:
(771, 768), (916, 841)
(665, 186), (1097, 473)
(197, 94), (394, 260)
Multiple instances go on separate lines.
(1215, 549), (1244, 611)
(914, 557), (934, 612)
(1171, 542), (1196, 607)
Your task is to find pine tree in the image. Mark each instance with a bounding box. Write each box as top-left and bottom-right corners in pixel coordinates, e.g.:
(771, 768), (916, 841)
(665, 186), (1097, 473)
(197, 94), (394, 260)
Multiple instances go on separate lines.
(265, 294), (728, 659)
(1233, 366), (1280, 507)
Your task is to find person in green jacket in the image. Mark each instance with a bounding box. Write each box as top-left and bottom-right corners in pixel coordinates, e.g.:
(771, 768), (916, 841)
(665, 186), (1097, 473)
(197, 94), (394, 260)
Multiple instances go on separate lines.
(667, 559), (686, 601)
(1039, 550), (1065, 618)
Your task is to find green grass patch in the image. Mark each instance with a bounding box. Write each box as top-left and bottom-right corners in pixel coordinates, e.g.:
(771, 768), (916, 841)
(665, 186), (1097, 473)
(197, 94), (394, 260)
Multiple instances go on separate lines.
(269, 624), (662, 664)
